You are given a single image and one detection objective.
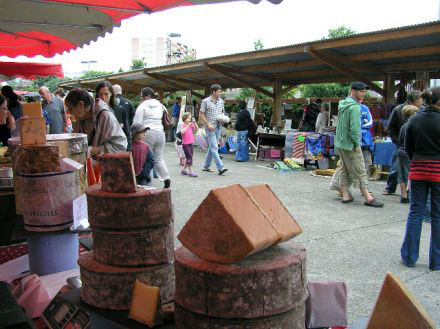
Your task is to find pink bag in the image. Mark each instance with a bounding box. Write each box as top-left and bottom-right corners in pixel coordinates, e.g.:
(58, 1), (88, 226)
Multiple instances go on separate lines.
(306, 281), (348, 328)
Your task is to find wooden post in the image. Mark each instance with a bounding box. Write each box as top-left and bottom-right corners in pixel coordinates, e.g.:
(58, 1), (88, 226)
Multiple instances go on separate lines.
(272, 80), (282, 128)
(157, 89), (164, 103)
(204, 87), (210, 98)
(383, 74), (396, 107)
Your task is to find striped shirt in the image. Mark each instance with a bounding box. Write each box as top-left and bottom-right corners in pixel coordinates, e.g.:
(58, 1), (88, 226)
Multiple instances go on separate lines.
(200, 96), (224, 127)
(409, 160), (440, 182)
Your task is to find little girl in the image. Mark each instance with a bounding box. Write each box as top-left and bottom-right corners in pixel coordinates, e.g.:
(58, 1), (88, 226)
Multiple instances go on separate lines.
(130, 123), (154, 185)
(180, 113), (198, 177)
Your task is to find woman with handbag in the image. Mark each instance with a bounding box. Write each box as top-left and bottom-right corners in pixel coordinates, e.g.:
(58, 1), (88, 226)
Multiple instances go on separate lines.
(133, 87), (171, 188)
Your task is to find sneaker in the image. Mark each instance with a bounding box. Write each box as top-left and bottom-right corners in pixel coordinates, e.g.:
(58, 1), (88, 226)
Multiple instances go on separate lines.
(202, 168), (214, 172)
(163, 179), (171, 189)
(181, 170), (188, 176)
(189, 173), (198, 177)
(218, 168), (228, 175)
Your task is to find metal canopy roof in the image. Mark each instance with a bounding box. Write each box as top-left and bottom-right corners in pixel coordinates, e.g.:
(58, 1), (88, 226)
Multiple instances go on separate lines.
(60, 20), (440, 97)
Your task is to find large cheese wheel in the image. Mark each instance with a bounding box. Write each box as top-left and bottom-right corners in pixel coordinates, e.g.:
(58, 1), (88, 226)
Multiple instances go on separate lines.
(86, 185), (173, 229)
(98, 153), (137, 193)
(79, 252), (174, 310)
(92, 224), (174, 266)
(175, 304), (306, 329)
(13, 145), (61, 174)
(175, 241), (307, 319)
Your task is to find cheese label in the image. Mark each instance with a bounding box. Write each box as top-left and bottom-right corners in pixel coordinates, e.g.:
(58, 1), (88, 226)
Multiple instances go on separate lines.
(19, 117), (46, 145)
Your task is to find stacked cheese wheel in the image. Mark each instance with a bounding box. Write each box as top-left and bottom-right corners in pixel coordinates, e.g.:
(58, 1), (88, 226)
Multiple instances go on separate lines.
(174, 241), (308, 328)
(78, 154), (175, 310)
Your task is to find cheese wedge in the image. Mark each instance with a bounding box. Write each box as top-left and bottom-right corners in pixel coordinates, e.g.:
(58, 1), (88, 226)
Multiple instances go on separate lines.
(22, 103), (43, 118)
(367, 272), (435, 329)
(19, 117), (46, 145)
(129, 280), (160, 327)
(246, 184), (302, 241)
(98, 152), (137, 193)
(178, 184), (299, 264)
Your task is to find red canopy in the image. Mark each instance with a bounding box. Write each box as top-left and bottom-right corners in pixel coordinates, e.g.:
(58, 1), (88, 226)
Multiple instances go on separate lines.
(0, 0), (282, 58)
(0, 62), (64, 80)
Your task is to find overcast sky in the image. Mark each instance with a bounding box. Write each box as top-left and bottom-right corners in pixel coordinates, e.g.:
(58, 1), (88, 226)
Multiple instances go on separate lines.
(1, 0), (439, 76)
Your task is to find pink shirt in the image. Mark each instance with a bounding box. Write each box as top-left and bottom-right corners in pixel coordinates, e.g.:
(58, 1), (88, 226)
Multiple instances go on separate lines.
(182, 123), (195, 145)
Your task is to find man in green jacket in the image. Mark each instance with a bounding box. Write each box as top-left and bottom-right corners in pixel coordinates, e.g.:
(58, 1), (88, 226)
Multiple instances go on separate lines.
(335, 82), (383, 207)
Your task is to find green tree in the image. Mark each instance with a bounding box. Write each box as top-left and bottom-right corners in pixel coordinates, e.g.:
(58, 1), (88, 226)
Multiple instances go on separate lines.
(325, 25), (356, 39)
(299, 83), (351, 98)
(253, 38), (264, 51)
(118, 67), (124, 73)
(180, 54), (196, 63)
(29, 76), (72, 93)
(130, 58), (146, 70)
(79, 70), (114, 79)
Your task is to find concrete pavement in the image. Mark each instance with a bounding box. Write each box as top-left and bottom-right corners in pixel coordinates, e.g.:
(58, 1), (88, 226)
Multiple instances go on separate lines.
(152, 143), (439, 325)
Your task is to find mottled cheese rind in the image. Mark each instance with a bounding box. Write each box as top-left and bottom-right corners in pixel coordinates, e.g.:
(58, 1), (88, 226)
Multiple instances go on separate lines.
(366, 272), (435, 329)
(129, 280), (160, 327)
(14, 145), (61, 174)
(19, 117), (46, 145)
(99, 153), (137, 193)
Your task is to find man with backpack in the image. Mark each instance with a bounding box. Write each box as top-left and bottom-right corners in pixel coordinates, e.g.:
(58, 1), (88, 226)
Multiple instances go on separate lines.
(299, 98), (322, 132)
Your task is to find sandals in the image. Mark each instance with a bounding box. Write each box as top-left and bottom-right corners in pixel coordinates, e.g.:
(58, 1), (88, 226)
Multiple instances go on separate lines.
(401, 197), (409, 204)
(341, 193), (354, 203)
(202, 168), (214, 172)
(364, 198), (384, 208)
(181, 170), (188, 176)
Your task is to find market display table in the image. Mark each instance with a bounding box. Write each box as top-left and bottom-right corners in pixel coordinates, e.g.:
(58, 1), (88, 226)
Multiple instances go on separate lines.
(374, 142), (396, 166)
(255, 132), (285, 160)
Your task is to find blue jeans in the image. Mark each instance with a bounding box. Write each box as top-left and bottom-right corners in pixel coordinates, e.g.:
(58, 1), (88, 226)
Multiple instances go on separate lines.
(203, 126), (224, 171)
(401, 180), (440, 270)
(385, 146), (398, 193)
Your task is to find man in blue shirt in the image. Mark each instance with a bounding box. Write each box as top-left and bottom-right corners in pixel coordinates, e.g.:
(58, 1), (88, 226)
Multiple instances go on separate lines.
(172, 97), (181, 140)
(39, 86), (67, 134)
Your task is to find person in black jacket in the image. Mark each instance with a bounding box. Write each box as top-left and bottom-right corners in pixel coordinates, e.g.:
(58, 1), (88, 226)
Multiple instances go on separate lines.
(113, 84), (136, 126)
(234, 101), (255, 162)
(400, 86), (440, 271)
(95, 81), (131, 150)
(383, 91), (422, 195)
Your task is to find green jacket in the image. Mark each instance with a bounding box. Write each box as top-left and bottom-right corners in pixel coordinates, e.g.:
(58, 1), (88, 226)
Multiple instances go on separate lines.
(335, 96), (361, 151)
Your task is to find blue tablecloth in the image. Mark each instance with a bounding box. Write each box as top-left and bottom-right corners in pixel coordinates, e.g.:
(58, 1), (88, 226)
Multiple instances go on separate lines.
(374, 142), (396, 166)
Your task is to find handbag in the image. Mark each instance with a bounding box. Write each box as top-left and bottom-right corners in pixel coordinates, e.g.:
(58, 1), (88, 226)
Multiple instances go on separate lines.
(162, 108), (173, 130)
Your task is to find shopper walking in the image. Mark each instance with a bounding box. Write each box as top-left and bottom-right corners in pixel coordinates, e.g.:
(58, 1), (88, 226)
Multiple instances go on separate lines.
(199, 84), (228, 175)
(39, 86), (67, 134)
(235, 100), (254, 162)
(360, 104), (374, 176)
(383, 91), (422, 195)
(133, 87), (171, 188)
(400, 87), (440, 270)
(315, 102), (330, 134)
(180, 113), (199, 177)
(335, 82), (383, 207)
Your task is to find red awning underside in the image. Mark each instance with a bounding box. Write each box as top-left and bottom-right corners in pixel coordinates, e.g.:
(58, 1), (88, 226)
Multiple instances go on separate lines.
(0, 62), (64, 80)
(1, 0), (281, 57)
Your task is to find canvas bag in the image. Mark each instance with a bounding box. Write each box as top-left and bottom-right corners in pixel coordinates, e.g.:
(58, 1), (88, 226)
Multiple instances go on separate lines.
(306, 281), (348, 328)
